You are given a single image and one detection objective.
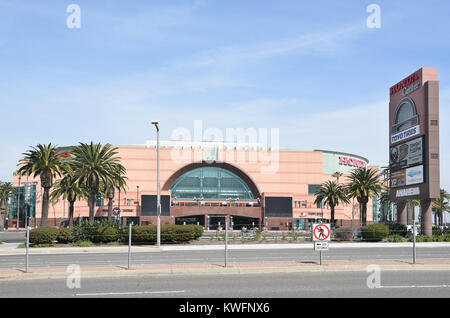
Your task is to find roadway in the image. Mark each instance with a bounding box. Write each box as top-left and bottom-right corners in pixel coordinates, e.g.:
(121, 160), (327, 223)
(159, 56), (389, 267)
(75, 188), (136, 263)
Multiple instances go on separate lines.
(1, 246), (449, 270)
(1, 270), (449, 298)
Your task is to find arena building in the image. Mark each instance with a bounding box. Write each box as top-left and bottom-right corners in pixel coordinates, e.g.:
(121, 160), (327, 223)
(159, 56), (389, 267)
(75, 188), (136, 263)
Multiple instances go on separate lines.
(9, 141), (379, 230)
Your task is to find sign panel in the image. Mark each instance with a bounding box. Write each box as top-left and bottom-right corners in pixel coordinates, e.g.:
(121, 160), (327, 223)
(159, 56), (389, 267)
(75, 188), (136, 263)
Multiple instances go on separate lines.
(389, 136), (423, 171)
(391, 170), (406, 188)
(314, 241), (329, 251)
(389, 67), (440, 202)
(312, 223), (331, 241)
(391, 125), (420, 144)
(396, 187), (420, 198)
(405, 165), (424, 185)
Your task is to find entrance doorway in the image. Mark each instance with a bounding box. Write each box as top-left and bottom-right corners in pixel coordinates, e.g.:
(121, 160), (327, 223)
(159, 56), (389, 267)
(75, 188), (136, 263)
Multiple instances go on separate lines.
(175, 215), (205, 227)
(230, 215), (259, 230)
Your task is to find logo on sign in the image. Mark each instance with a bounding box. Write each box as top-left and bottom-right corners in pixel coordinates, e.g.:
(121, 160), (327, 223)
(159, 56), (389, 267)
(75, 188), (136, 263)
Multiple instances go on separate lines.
(391, 125), (420, 144)
(339, 157), (367, 169)
(313, 224), (331, 241)
(396, 187), (420, 198)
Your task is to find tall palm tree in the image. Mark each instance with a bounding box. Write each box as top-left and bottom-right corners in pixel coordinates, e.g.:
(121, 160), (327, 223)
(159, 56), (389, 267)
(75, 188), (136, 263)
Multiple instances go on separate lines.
(50, 164), (87, 228)
(17, 144), (64, 227)
(314, 180), (350, 229)
(70, 142), (126, 222)
(103, 167), (127, 222)
(346, 168), (383, 227)
(0, 182), (16, 230)
(331, 172), (343, 184)
(432, 189), (450, 226)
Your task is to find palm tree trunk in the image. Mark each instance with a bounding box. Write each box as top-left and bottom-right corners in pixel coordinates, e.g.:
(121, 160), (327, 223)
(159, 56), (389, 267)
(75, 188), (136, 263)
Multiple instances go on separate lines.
(330, 204), (336, 229)
(361, 203), (367, 227)
(68, 201), (75, 228)
(89, 193), (95, 222)
(41, 188), (50, 227)
(107, 198), (113, 221)
(0, 199), (6, 231)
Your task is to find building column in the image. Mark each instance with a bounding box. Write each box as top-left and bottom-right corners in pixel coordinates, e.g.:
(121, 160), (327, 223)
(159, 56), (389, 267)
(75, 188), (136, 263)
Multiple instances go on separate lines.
(420, 199), (433, 237)
(397, 201), (407, 225)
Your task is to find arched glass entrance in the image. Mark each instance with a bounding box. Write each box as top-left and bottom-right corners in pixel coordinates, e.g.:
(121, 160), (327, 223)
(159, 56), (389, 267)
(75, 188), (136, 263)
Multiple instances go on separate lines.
(170, 167), (255, 201)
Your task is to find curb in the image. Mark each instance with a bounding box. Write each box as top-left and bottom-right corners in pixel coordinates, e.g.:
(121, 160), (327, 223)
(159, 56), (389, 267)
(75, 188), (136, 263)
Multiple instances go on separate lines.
(0, 262), (449, 281)
(1, 242), (449, 255)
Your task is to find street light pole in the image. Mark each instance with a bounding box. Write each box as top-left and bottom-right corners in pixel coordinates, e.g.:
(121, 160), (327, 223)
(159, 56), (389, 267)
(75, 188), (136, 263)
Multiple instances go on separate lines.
(152, 120), (161, 247)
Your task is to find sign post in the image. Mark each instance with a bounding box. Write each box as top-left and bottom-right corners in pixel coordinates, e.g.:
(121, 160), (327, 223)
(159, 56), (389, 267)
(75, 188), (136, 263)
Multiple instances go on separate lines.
(312, 223), (331, 266)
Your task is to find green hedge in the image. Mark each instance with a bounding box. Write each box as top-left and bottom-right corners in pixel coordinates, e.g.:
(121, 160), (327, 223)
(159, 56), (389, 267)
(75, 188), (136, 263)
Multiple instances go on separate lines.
(32, 223), (203, 245)
(56, 228), (71, 243)
(432, 226), (450, 236)
(131, 225), (202, 243)
(361, 223), (389, 241)
(95, 227), (120, 243)
(182, 224), (204, 240)
(387, 234), (405, 242)
(387, 222), (407, 237)
(30, 227), (58, 244)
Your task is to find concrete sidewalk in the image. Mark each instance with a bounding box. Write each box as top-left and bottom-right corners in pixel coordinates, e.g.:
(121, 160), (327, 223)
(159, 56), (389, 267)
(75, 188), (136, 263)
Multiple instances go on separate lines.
(0, 259), (449, 281)
(1, 242), (450, 255)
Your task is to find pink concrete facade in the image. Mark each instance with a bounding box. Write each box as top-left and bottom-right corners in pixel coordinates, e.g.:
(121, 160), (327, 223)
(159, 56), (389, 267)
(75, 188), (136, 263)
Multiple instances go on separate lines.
(12, 144), (378, 229)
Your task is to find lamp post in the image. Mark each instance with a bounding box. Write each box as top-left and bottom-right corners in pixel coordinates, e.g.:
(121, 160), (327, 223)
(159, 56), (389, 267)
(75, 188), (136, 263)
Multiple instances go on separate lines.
(152, 120), (161, 247)
(137, 185), (140, 225)
(17, 175), (21, 229)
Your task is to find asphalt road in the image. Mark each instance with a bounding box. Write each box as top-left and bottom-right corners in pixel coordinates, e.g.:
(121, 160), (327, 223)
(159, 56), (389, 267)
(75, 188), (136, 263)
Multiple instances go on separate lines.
(0, 232), (25, 243)
(1, 246), (449, 270)
(1, 271), (449, 298)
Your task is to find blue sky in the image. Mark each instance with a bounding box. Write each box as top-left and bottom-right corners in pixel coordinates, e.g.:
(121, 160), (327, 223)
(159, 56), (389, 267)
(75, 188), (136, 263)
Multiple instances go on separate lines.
(0, 0), (449, 191)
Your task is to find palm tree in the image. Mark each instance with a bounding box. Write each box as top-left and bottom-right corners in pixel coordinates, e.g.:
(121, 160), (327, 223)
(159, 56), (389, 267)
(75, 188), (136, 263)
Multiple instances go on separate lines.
(50, 165), (87, 228)
(432, 189), (450, 227)
(346, 168), (383, 227)
(70, 142), (126, 222)
(103, 167), (127, 222)
(314, 180), (350, 229)
(17, 144), (64, 227)
(331, 172), (343, 184)
(0, 182), (16, 230)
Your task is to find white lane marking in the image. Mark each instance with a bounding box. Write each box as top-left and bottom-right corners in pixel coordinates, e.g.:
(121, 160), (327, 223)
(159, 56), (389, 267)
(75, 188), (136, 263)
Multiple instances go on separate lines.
(378, 285), (450, 289)
(75, 290), (185, 296)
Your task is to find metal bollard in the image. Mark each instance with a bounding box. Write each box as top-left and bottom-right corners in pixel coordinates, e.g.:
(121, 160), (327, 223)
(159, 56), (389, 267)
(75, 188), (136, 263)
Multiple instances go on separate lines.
(128, 223), (132, 270)
(225, 218), (228, 268)
(26, 226), (30, 273)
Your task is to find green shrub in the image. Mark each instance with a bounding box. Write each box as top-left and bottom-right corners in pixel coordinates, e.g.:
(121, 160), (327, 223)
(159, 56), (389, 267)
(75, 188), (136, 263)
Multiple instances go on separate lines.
(184, 224), (204, 239)
(131, 226), (157, 243)
(71, 240), (93, 247)
(56, 228), (72, 244)
(334, 227), (353, 241)
(29, 227), (58, 244)
(443, 234), (450, 242)
(95, 227), (119, 243)
(415, 235), (433, 242)
(361, 223), (389, 241)
(161, 225), (195, 243)
(432, 226), (450, 236)
(128, 225), (201, 243)
(71, 222), (100, 242)
(387, 234), (405, 242)
(387, 222), (407, 237)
